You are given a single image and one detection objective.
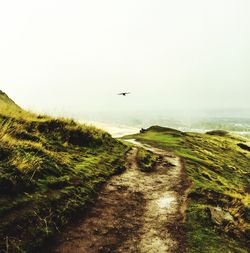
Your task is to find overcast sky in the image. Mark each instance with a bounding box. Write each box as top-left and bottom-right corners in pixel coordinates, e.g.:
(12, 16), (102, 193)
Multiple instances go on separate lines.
(0, 0), (249, 119)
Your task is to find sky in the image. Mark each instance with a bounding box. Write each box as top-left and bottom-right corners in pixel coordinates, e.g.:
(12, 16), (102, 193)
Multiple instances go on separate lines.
(0, 0), (250, 120)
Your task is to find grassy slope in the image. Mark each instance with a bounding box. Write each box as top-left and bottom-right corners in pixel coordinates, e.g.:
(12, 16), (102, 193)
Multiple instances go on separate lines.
(124, 126), (250, 253)
(0, 91), (128, 252)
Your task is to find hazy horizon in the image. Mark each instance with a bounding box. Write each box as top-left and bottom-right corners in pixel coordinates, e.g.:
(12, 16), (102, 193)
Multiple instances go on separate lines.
(1, 0), (250, 121)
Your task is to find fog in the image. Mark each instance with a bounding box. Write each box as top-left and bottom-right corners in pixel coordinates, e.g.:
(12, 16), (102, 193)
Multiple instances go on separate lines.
(1, 0), (250, 122)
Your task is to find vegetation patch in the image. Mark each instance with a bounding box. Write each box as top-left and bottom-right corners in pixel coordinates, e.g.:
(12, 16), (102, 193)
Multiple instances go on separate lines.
(206, 130), (229, 136)
(136, 148), (159, 172)
(237, 143), (250, 152)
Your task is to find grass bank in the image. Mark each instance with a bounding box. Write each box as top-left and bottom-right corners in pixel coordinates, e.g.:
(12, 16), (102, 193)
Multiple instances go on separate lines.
(136, 148), (159, 172)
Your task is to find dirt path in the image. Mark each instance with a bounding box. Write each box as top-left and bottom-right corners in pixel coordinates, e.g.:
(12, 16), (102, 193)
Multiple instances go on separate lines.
(48, 140), (189, 253)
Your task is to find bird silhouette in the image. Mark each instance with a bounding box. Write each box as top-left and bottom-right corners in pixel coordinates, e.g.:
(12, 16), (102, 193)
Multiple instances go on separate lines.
(117, 92), (131, 96)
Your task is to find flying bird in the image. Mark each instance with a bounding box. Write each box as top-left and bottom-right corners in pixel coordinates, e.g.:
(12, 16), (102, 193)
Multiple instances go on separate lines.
(117, 92), (131, 96)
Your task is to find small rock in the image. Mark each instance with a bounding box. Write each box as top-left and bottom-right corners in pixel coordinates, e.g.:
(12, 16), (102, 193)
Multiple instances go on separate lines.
(209, 206), (234, 226)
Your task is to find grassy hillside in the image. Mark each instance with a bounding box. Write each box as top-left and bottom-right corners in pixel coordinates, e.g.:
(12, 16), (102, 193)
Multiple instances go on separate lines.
(124, 126), (250, 253)
(0, 90), (21, 114)
(0, 91), (128, 252)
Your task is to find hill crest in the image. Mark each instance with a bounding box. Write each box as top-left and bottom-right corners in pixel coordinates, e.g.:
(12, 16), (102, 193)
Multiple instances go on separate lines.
(0, 90), (21, 110)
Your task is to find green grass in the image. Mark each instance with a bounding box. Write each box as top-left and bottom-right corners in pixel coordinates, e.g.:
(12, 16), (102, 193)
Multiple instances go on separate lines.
(124, 126), (250, 252)
(0, 91), (129, 252)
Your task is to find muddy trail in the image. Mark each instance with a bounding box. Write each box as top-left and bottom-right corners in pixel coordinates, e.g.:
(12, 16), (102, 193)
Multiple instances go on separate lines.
(47, 140), (189, 253)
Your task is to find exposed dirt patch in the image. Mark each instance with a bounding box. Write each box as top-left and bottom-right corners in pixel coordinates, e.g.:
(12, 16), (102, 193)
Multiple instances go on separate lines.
(47, 141), (189, 253)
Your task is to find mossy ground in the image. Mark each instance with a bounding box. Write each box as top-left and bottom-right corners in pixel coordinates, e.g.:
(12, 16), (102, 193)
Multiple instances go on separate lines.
(124, 126), (250, 253)
(0, 95), (129, 252)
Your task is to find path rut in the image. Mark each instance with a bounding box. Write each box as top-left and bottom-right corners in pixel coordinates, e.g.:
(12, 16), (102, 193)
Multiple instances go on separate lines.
(48, 141), (189, 253)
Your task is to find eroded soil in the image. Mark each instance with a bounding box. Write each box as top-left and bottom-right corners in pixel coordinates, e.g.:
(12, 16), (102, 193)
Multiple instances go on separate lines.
(48, 141), (189, 253)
